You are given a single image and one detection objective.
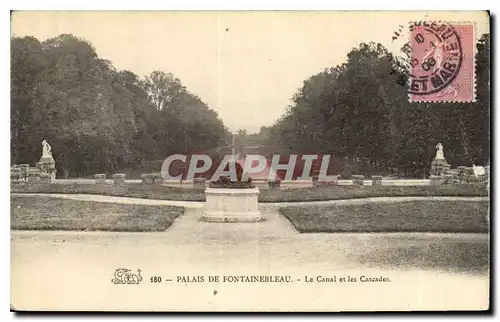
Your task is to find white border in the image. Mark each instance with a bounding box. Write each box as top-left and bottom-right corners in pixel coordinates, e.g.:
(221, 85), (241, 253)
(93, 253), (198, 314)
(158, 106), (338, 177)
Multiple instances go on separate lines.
(5, 0), (499, 10)
(2, 1), (496, 321)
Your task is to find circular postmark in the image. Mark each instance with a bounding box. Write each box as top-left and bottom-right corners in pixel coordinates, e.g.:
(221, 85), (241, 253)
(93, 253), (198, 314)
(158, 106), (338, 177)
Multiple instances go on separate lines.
(405, 21), (463, 95)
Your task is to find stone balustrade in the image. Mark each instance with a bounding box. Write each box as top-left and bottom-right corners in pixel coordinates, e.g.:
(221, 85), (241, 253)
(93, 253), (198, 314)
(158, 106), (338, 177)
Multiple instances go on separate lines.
(141, 173), (164, 184)
(268, 180), (281, 189)
(113, 173), (126, 185)
(313, 175), (339, 187)
(11, 162), (56, 183)
(352, 175), (365, 186)
(95, 174), (106, 184)
(372, 175), (383, 186)
(141, 173), (155, 184)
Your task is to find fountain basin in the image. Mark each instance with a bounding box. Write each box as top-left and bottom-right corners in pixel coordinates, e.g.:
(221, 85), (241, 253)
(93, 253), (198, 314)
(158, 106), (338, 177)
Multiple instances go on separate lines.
(202, 187), (262, 223)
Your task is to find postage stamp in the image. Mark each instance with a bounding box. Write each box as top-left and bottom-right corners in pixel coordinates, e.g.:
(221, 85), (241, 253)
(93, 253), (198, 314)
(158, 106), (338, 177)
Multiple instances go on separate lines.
(406, 21), (476, 103)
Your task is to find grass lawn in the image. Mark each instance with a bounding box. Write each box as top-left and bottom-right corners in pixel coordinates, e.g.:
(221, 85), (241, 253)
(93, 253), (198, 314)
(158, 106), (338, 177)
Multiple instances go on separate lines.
(11, 196), (184, 232)
(280, 200), (489, 233)
(11, 183), (206, 201)
(11, 182), (488, 203)
(258, 184), (488, 202)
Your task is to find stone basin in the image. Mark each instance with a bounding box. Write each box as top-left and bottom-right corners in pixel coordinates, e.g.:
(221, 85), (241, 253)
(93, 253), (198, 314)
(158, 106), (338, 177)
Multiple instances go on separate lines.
(201, 187), (262, 223)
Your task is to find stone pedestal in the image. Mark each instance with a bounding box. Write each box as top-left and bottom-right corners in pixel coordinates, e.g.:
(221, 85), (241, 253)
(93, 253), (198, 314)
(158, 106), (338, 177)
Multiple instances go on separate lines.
(372, 175), (383, 186)
(313, 175), (339, 187)
(113, 173), (126, 185)
(162, 180), (182, 187)
(267, 180), (281, 189)
(141, 173), (164, 185)
(38, 172), (51, 183)
(352, 175), (365, 186)
(141, 173), (155, 184)
(312, 170), (320, 186)
(36, 156), (56, 182)
(430, 158), (451, 176)
(202, 187), (261, 223)
(247, 179), (268, 190)
(95, 174), (106, 184)
(279, 180), (313, 189)
(152, 173), (164, 185)
(11, 165), (22, 182)
(193, 178), (207, 190)
(456, 166), (468, 183)
(19, 164), (29, 181)
(442, 174), (455, 185)
(430, 175), (442, 186)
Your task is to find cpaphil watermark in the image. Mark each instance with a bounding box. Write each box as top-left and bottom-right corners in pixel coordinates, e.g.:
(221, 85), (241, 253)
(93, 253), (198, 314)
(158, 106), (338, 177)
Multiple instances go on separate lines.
(160, 154), (339, 182)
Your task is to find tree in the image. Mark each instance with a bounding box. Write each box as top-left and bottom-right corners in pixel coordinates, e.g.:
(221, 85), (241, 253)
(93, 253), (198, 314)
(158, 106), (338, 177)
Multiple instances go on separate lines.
(143, 71), (185, 110)
(11, 36), (44, 164)
(470, 33), (490, 165)
(269, 43), (402, 173)
(267, 36), (490, 177)
(11, 34), (229, 177)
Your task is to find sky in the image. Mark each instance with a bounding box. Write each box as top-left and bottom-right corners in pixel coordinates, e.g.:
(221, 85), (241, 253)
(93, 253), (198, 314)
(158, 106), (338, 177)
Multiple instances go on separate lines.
(11, 11), (489, 133)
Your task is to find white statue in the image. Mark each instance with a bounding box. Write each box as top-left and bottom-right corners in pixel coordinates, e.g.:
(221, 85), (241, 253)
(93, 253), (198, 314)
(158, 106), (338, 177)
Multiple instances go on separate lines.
(472, 164), (486, 177)
(231, 134), (236, 157)
(41, 140), (52, 158)
(435, 142), (444, 160)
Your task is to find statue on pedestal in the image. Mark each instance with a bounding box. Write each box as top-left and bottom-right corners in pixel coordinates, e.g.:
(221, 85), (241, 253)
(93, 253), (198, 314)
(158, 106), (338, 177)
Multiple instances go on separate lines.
(42, 140), (52, 158)
(435, 143), (444, 160)
(430, 142), (450, 176)
(37, 139), (56, 182)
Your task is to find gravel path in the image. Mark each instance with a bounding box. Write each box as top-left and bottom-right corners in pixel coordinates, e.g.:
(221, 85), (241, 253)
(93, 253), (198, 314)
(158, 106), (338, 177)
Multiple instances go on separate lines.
(11, 193), (205, 208)
(10, 192), (489, 208)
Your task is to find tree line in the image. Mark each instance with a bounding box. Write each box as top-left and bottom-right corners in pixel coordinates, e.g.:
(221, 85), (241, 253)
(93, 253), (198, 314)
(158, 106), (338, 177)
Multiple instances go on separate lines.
(262, 34), (490, 178)
(11, 34), (230, 177)
(12, 33), (490, 179)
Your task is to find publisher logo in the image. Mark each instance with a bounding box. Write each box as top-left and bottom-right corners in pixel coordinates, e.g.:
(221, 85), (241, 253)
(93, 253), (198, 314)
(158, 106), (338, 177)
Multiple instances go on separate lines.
(111, 268), (143, 284)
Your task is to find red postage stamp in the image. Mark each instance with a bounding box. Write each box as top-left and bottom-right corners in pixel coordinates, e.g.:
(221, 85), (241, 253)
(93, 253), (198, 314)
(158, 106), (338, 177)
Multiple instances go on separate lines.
(406, 21), (476, 102)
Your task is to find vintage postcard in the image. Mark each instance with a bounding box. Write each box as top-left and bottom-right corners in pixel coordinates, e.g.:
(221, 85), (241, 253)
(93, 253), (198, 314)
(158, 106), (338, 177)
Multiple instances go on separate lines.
(10, 11), (490, 312)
